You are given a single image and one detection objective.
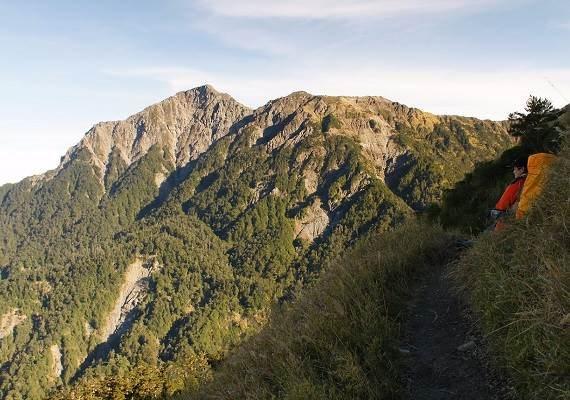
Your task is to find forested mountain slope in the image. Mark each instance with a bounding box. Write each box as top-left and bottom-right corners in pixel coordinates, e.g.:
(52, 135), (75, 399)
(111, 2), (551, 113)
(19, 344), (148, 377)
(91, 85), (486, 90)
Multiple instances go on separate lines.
(0, 85), (511, 399)
(182, 100), (569, 400)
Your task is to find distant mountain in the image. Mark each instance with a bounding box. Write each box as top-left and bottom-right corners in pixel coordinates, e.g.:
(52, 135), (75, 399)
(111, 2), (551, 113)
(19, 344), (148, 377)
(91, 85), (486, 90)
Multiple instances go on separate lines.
(0, 85), (511, 399)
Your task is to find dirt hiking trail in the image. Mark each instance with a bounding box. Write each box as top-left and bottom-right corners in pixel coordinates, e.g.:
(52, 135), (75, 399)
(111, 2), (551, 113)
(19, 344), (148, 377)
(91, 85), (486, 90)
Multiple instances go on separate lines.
(401, 251), (513, 400)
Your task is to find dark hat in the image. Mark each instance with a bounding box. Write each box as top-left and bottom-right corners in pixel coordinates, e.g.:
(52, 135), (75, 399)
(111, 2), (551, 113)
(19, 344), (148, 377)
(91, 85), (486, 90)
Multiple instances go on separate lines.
(512, 157), (527, 169)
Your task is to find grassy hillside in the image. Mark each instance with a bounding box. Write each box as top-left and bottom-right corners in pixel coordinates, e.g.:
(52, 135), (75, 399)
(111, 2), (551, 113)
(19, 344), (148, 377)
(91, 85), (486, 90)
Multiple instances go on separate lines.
(180, 222), (455, 399)
(452, 140), (570, 399)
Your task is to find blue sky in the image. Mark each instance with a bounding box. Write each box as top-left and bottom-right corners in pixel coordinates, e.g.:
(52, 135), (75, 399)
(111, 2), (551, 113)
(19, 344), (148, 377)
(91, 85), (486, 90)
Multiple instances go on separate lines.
(0, 0), (569, 185)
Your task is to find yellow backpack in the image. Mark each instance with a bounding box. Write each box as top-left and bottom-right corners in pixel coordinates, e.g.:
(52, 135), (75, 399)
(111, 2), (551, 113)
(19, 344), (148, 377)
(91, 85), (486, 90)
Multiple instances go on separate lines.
(516, 153), (557, 219)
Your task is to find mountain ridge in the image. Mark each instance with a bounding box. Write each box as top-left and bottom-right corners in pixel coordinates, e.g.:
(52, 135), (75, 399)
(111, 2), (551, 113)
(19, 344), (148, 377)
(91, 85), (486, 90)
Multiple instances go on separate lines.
(0, 85), (513, 400)
(7, 85), (508, 190)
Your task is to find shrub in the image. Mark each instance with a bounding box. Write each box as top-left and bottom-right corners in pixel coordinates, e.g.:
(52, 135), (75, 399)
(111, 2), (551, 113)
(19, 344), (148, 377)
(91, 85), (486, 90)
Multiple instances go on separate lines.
(437, 146), (527, 233)
(508, 96), (564, 154)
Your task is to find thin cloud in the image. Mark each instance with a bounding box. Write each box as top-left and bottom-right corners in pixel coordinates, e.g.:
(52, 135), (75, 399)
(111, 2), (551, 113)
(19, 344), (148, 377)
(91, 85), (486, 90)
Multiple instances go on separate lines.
(188, 14), (299, 55)
(182, 0), (513, 59)
(194, 0), (501, 19)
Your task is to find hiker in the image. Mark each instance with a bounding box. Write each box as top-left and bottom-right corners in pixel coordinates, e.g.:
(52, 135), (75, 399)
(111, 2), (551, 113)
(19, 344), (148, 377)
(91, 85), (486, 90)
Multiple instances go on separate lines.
(516, 152), (557, 219)
(490, 157), (527, 230)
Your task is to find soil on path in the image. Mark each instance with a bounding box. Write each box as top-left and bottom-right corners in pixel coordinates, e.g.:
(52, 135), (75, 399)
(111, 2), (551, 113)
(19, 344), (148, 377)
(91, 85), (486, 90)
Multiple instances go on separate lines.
(401, 258), (512, 400)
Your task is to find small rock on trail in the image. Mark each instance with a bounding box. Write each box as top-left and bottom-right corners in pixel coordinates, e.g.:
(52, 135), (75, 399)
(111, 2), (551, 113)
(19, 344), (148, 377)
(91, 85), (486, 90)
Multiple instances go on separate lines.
(401, 261), (512, 400)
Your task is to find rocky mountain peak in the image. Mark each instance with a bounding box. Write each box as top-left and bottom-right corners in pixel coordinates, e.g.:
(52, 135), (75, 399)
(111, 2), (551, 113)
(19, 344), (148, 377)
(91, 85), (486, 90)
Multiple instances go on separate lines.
(170, 84), (238, 108)
(46, 85), (512, 199)
(58, 85), (251, 187)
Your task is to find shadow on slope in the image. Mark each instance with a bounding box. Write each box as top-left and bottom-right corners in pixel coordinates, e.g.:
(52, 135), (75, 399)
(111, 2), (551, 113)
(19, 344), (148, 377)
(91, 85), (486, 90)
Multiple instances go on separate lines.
(434, 146), (528, 234)
(136, 115), (255, 220)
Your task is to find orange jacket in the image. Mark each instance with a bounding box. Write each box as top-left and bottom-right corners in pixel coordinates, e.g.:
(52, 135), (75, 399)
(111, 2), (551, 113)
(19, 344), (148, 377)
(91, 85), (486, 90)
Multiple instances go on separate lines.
(516, 153), (557, 219)
(495, 176), (526, 212)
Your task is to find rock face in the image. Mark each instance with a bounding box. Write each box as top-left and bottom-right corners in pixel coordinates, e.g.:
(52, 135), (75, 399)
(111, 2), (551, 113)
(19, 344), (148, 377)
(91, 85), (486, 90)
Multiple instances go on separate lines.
(228, 92), (509, 201)
(49, 85), (510, 207)
(59, 85), (251, 187)
(0, 309), (26, 339)
(244, 93), (406, 174)
(99, 258), (156, 343)
(250, 94), (399, 170)
(49, 344), (63, 381)
(84, 321), (94, 338)
(294, 198), (330, 242)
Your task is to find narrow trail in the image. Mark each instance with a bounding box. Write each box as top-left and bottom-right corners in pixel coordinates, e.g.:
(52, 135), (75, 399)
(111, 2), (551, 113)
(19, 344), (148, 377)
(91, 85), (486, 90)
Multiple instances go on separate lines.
(401, 256), (512, 400)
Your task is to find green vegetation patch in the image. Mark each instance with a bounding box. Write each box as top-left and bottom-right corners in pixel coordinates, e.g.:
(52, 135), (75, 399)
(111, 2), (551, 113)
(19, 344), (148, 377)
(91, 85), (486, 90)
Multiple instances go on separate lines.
(189, 222), (454, 399)
(321, 114), (342, 133)
(436, 146), (527, 233)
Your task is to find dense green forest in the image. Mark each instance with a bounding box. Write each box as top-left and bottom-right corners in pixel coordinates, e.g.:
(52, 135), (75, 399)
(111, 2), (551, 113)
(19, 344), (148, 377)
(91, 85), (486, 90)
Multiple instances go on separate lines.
(51, 96), (569, 400)
(0, 87), (513, 399)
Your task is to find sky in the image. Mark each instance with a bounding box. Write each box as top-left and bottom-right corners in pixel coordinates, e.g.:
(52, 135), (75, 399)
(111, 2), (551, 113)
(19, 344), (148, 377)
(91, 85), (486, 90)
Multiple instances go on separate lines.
(0, 0), (569, 185)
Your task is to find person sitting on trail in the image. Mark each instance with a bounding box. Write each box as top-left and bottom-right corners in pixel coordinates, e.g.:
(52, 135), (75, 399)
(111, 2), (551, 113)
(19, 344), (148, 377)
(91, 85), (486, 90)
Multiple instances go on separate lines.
(493, 157), (528, 214)
(516, 152), (557, 219)
(490, 157), (527, 230)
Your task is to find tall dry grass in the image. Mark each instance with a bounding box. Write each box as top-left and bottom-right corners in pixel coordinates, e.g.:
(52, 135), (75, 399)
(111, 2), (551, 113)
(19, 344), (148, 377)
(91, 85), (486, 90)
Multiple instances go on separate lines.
(453, 143), (570, 399)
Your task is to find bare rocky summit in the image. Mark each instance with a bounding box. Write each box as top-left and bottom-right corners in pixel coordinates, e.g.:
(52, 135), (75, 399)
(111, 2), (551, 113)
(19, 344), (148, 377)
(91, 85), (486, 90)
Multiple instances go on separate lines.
(52, 85), (509, 204)
(59, 85), (251, 186)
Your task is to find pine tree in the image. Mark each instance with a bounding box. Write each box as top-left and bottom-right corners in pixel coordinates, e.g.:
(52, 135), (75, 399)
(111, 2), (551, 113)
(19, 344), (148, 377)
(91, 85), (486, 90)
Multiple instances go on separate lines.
(508, 96), (563, 153)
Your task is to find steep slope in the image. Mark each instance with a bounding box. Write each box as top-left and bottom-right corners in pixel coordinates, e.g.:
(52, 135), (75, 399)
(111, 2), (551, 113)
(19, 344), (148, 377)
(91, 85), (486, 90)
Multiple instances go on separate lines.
(60, 84), (251, 189)
(185, 222), (456, 400)
(0, 86), (511, 400)
(450, 110), (570, 399)
(0, 86), (250, 399)
(0, 86), (250, 266)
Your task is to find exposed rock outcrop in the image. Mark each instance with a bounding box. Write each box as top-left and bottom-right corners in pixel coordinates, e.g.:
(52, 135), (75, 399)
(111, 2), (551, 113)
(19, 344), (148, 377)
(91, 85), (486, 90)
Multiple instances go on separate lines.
(154, 171), (168, 188)
(84, 321), (94, 338)
(294, 198), (330, 242)
(49, 344), (63, 381)
(99, 258), (157, 343)
(0, 308), (26, 339)
(49, 85), (509, 200)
